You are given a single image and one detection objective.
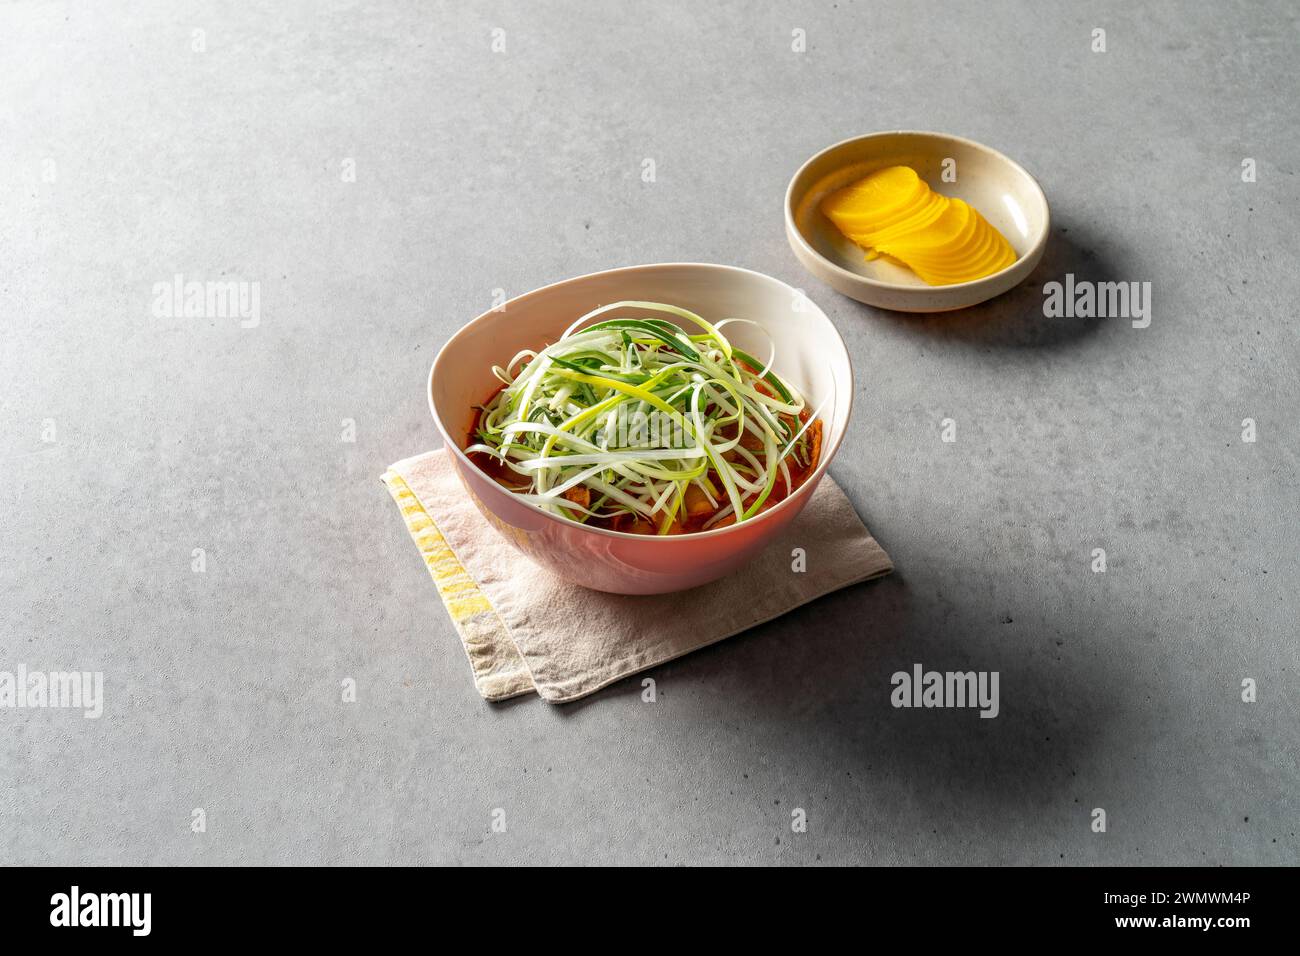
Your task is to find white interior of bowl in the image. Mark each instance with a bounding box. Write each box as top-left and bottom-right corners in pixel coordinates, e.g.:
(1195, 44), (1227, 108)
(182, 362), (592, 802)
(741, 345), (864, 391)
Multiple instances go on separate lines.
(429, 263), (851, 539)
(789, 131), (1050, 290)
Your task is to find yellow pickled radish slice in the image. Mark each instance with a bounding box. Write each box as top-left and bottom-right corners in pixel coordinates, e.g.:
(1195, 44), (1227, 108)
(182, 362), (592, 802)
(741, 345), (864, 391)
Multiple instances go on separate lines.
(879, 202), (1007, 279)
(909, 237), (1012, 284)
(901, 211), (996, 273)
(911, 238), (1018, 285)
(852, 191), (948, 247)
(865, 195), (986, 271)
(890, 217), (1016, 285)
(916, 220), (1015, 279)
(819, 165), (1019, 286)
(822, 166), (924, 220)
(826, 183), (930, 236)
(821, 166), (928, 236)
(880, 199), (977, 258)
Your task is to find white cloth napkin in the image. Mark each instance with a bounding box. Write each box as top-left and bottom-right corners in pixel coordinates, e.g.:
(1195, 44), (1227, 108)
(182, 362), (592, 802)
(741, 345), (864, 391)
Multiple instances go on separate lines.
(382, 449), (893, 702)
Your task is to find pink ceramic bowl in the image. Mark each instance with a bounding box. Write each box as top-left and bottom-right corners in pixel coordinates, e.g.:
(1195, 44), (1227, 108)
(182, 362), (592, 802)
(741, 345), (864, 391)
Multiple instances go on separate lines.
(428, 263), (853, 594)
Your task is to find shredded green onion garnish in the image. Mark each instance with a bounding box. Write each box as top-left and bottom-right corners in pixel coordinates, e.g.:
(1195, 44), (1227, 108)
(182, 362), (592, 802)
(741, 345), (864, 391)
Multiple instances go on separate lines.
(465, 301), (814, 534)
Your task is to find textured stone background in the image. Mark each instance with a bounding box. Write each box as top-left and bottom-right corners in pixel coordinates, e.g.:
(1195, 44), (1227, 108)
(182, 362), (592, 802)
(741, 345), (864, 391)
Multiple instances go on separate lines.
(2, 1), (1296, 864)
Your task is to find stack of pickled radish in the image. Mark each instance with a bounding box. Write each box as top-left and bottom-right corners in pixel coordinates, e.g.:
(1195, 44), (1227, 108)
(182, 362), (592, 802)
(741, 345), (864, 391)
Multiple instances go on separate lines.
(821, 166), (1017, 286)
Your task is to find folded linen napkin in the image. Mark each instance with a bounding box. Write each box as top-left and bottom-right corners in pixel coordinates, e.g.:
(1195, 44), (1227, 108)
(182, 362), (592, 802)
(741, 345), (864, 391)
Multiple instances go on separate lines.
(381, 448), (893, 703)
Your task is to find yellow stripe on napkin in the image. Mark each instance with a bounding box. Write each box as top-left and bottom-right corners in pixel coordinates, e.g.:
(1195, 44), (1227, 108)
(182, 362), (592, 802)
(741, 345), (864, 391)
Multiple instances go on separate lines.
(381, 470), (536, 701)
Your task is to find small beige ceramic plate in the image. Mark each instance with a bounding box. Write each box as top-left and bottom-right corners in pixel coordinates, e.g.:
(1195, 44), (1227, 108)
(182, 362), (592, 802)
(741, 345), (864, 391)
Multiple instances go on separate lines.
(786, 131), (1050, 313)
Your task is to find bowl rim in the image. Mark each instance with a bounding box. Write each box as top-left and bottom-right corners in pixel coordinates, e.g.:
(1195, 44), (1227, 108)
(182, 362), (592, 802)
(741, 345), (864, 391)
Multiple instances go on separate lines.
(427, 261), (853, 543)
(784, 129), (1051, 293)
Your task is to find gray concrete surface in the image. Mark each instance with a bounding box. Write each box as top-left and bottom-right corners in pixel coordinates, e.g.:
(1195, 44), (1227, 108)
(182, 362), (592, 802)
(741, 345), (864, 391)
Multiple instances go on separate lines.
(2, 1), (1297, 866)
